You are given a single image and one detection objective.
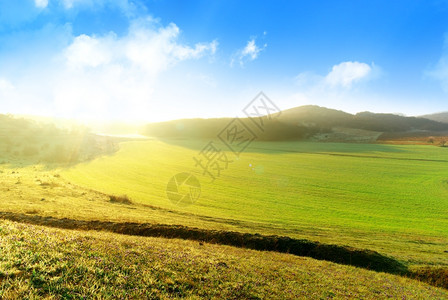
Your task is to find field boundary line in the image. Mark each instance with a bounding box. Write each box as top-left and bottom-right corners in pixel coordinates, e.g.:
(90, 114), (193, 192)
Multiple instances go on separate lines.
(248, 146), (448, 162)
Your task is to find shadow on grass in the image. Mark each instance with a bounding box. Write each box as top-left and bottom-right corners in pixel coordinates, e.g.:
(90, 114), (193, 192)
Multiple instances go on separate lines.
(0, 211), (407, 275)
(3, 211), (446, 289)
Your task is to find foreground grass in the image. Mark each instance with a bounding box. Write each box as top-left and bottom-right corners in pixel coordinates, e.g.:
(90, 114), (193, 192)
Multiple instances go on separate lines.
(1, 220), (447, 299)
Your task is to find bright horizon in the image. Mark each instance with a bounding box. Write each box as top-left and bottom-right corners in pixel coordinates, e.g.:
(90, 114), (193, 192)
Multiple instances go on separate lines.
(1, 1), (448, 122)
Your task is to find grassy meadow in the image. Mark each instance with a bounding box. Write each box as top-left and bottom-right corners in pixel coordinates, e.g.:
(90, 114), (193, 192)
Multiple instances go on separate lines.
(1, 134), (448, 297)
(59, 139), (448, 266)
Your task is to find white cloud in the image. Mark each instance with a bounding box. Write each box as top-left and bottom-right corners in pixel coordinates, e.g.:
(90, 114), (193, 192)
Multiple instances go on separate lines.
(35, 0), (49, 8)
(123, 20), (218, 74)
(0, 18), (218, 121)
(242, 39), (261, 60)
(232, 38), (267, 67)
(51, 18), (218, 120)
(325, 61), (372, 88)
(65, 34), (114, 68)
(173, 40), (218, 60)
(295, 61), (376, 90)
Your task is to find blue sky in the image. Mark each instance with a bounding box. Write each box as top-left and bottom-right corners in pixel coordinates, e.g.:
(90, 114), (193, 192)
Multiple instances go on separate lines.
(1, 0), (448, 121)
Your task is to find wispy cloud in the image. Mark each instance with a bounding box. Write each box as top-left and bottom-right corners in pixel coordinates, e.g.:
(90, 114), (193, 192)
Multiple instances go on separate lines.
(231, 38), (267, 67)
(34, 0), (49, 9)
(64, 34), (114, 68)
(242, 39), (262, 60)
(427, 34), (448, 92)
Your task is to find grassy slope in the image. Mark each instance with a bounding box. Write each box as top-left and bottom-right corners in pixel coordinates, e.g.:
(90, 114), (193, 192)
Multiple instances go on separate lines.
(58, 139), (448, 267)
(1, 139), (448, 294)
(1, 219), (447, 299)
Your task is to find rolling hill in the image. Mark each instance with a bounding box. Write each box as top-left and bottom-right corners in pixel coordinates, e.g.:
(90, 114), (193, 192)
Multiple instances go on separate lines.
(0, 114), (123, 166)
(142, 105), (448, 142)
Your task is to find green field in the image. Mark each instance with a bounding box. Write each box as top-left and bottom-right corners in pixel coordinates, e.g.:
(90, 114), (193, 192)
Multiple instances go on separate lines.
(2, 138), (448, 297)
(58, 139), (448, 267)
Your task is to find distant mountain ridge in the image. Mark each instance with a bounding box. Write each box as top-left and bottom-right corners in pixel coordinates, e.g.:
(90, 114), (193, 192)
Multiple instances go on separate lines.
(278, 105), (448, 132)
(142, 105), (448, 141)
(420, 112), (448, 124)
